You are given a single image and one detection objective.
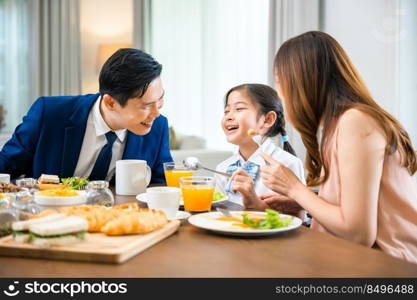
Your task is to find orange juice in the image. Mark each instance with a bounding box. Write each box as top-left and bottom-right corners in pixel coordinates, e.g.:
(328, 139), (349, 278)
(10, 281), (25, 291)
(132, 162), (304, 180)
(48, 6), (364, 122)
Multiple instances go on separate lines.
(164, 170), (193, 187)
(181, 185), (214, 212)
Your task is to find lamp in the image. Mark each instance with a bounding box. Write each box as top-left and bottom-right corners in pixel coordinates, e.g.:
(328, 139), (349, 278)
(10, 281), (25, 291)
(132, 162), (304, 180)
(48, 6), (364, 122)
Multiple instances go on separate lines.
(97, 43), (133, 71)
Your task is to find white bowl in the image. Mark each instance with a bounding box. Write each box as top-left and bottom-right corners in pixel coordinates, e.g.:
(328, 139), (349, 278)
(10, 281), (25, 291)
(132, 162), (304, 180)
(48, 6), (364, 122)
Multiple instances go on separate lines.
(34, 191), (86, 206)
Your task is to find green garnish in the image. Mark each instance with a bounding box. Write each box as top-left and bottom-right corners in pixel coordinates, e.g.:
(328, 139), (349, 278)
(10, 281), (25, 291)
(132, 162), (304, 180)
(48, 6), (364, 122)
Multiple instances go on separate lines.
(213, 192), (226, 202)
(61, 177), (88, 190)
(28, 231), (87, 242)
(12, 230), (28, 237)
(242, 209), (292, 229)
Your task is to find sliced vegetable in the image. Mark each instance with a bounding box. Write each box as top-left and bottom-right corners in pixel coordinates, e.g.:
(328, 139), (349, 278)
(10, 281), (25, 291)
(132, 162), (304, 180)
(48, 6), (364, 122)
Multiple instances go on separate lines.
(28, 231), (86, 242)
(213, 192), (226, 202)
(61, 177), (88, 190)
(242, 209), (292, 229)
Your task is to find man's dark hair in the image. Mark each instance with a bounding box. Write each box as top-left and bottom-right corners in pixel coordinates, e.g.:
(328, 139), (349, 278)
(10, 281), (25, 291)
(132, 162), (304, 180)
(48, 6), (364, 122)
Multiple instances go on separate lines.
(99, 48), (162, 106)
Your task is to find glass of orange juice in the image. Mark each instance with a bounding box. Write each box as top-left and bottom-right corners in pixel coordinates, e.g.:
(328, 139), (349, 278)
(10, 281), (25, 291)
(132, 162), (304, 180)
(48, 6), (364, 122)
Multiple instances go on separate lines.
(180, 176), (215, 212)
(163, 162), (193, 188)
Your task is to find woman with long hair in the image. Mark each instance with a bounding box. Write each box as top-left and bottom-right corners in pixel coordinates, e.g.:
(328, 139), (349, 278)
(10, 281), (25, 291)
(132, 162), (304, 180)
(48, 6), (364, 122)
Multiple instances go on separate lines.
(260, 31), (417, 263)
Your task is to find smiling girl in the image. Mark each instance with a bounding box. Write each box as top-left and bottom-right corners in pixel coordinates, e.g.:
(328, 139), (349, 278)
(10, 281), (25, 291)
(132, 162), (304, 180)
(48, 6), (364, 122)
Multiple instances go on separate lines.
(215, 84), (305, 209)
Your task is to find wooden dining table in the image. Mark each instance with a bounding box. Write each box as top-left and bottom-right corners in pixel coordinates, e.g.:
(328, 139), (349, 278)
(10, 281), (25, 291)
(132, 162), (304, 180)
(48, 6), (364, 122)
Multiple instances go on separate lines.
(0, 192), (416, 278)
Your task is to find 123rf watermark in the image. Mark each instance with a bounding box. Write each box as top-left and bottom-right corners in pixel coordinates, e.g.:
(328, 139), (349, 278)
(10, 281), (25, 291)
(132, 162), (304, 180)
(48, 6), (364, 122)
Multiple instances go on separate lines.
(3, 280), (127, 297)
(276, 283), (415, 296)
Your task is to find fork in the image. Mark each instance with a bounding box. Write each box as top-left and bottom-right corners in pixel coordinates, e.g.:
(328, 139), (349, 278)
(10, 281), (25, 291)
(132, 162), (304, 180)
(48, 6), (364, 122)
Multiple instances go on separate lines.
(216, 207), (232, 217)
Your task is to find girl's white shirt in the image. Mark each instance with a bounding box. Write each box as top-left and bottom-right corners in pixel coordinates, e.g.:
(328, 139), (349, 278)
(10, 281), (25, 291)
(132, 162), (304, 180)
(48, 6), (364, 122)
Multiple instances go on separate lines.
(215, 137), (306, 206)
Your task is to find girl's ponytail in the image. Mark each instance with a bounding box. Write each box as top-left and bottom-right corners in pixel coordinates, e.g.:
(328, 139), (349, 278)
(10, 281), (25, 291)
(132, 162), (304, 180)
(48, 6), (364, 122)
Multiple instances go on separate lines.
(280, 127), (296, 156)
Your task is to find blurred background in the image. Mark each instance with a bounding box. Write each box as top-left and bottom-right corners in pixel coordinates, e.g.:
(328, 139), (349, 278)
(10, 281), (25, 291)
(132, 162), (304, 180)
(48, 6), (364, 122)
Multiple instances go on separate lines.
(0, 0), (416, 163)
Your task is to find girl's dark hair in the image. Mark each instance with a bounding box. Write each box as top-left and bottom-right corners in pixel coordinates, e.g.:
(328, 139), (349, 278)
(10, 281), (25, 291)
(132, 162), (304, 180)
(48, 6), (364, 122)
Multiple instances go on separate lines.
(224, 83), (296, 156)
(99, 48), (162, 107)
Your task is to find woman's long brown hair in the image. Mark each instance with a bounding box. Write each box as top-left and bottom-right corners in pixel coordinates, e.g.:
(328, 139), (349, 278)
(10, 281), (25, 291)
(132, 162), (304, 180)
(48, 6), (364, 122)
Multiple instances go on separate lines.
(274, 31), (417, 186)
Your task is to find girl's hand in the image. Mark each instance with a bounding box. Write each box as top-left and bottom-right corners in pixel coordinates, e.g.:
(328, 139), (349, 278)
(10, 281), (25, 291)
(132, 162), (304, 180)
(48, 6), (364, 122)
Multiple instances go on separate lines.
(231, 169), (267, 210)
(231, 168), (255, 198)
(260, 152), (306, 199)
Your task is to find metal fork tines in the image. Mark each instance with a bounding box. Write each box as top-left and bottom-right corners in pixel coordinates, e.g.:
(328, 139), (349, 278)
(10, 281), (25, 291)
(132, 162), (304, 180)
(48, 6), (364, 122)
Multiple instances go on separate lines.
(216, 207), (232, 217)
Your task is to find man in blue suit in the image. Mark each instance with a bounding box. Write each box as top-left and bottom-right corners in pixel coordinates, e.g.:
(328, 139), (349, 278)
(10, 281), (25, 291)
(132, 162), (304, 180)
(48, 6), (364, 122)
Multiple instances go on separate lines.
(0, 48), (173, 183)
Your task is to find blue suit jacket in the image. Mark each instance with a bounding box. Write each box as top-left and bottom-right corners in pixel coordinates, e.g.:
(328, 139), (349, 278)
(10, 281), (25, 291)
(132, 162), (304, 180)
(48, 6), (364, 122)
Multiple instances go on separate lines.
(0, 94), (173, 183)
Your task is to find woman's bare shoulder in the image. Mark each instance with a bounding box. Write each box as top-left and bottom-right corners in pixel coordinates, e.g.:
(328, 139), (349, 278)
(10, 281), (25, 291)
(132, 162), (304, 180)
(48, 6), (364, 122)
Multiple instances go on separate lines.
(337, 108), (386, 145)
(339, 108), (375, 124)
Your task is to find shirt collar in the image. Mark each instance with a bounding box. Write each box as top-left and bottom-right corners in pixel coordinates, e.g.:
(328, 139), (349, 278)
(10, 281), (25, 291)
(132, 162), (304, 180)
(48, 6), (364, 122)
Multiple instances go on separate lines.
(231, 137), (281, 166)
(93, 95), (127, 142)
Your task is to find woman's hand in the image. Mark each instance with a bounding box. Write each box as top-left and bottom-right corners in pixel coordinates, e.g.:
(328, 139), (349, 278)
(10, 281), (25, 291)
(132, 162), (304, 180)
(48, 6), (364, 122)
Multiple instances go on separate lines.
(231, 168), (267, 210)
(259, 193), (304, 215)
(260, 152), (306, 199)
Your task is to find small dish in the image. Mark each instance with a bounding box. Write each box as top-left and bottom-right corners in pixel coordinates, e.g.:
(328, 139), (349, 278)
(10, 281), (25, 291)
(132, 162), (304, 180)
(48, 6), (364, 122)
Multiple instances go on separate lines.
(169, 211), (191, 220)
(136, 193), (228, 206)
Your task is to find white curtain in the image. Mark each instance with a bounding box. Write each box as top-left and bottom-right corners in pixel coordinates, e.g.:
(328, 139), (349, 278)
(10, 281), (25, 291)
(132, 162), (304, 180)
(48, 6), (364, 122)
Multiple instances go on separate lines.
(0, 0), (30, 133)
(133, 0), (152, 52)
(268, 0), (321, 161)
(28, 0), (82, 100)
(399, 0), (417, 147)
(322, 0), (417, 147)
(147, 0), (270, 150)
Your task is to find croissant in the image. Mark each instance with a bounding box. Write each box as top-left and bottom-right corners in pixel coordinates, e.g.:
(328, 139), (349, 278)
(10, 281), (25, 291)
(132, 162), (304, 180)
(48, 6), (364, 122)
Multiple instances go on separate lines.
(30, 204), (168, 235)
(30, 209), (58, 219)
(101, 210), (168, 235)
(113, 202), (139, 211)
(61, 206), (121, 232)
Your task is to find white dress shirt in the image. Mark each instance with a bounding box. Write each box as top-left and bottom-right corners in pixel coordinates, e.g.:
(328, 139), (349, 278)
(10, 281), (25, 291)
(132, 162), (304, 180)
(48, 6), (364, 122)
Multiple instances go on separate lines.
(215, 137), (306, 206)
(74, 96), (127, 181)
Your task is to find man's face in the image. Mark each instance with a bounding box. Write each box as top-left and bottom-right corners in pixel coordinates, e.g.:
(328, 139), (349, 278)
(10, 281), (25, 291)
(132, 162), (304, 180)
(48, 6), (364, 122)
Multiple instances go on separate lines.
(112, 77), (165, 135)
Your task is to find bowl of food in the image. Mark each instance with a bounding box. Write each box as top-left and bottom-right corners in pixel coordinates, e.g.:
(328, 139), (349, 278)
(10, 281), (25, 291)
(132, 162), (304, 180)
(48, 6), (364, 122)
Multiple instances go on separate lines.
(34, 189), (86, 206)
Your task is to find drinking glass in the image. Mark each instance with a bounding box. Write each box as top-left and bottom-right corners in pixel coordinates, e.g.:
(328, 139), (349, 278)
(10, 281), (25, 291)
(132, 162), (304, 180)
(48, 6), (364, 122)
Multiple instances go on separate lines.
(86, 180), (114, 207)
(163, 162), (193, 188)
(180, 176), (215, 212)
(10, 191), (40, 220)
(16, 178), (39, 194)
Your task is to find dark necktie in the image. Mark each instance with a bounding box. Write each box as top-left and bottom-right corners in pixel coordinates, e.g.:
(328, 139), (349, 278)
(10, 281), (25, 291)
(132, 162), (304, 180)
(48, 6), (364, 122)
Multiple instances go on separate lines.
(89, 131), (117, 181)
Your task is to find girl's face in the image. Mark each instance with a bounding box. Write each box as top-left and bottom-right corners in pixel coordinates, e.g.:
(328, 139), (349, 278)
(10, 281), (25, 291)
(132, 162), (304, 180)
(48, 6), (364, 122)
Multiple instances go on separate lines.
(222, 90), (263, 146)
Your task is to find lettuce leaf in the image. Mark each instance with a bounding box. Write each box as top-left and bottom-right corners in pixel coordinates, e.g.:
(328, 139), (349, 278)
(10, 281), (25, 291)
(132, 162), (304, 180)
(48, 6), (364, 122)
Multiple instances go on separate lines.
(213, 192), (226, 202)
(242, 209), (292, 229)
(61, 177), (88, 190)
(28, 231), (86, 242)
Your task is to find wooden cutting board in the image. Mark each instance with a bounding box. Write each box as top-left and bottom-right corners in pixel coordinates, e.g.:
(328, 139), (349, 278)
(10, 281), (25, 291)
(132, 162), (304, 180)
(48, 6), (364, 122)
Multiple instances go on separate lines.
(0, 220), (180, 264)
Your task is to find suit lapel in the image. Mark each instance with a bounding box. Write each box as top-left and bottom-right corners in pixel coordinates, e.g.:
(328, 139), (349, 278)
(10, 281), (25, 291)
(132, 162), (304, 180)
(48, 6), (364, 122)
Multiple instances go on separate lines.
(60, 94), (99, 178)
(122, 132), (143, 159)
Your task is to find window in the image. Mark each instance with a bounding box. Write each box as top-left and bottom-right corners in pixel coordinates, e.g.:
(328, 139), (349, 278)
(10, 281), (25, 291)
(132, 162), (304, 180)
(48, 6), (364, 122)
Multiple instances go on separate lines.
(399, 0), (417, 146)
(0, 0), (30, 133)
(150, 0), (270, 150)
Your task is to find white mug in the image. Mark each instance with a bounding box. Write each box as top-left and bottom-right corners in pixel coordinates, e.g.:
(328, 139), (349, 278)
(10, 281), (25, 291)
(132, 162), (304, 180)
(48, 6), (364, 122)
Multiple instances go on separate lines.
(0, 174), (10, 184)
(115, 160), (151, 195)
(146, 187), (181, 219)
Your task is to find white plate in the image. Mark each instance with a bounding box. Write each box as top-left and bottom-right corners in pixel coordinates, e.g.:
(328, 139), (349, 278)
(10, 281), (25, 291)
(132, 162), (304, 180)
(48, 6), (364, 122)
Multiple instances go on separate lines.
(188, 211), (302, 237)
(34, 191), (87, 206)
(136, 193), (228, 206)
(169, 211), (191, 220)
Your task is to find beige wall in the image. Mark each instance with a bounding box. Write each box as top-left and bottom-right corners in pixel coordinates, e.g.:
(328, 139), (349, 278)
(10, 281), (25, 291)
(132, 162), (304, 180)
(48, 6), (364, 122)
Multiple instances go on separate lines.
(80, 0), (133, 94)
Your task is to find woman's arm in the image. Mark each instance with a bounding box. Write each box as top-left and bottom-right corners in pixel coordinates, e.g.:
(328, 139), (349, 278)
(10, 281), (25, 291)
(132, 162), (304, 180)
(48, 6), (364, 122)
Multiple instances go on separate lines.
(261, 109), (386, 246)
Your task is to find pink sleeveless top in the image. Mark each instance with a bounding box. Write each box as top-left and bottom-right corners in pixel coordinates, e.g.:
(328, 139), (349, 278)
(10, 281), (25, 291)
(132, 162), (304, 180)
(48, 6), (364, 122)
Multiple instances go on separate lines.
(311, 117), (417, 264)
